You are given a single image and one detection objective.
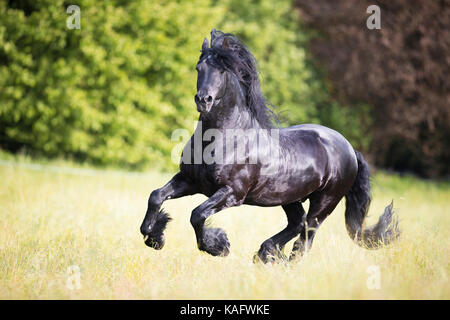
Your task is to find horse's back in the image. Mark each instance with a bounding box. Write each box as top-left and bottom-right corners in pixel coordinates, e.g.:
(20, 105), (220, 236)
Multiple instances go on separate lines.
(282, 123), (358, 189)
(283, 124), (355, 160)
(283, 123), (351, 147)
(245, 124), (357, 206)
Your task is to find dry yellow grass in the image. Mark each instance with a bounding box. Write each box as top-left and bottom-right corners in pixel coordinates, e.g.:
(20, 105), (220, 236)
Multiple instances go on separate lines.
(0, 160), (449, 299)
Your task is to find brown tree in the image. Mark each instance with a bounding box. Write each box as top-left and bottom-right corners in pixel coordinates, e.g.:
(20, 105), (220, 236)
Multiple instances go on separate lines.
(295, 0), (450, 177)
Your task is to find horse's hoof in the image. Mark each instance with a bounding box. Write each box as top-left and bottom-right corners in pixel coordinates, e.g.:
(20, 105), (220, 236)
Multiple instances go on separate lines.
(253, 251), (276, 264)
(144, 234), (165, 250)
(252, 252), (274, 264)
(289, 251), (302, 262)
(142, 210), (171, 250)
(255, 240), (286, 264)
(199, 228), (230, 257)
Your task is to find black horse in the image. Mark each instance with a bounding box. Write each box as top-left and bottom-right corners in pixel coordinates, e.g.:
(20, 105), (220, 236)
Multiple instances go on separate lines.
(140, 29), (399, 263)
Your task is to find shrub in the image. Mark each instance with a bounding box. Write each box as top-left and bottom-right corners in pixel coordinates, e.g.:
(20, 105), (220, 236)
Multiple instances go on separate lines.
(0, 0), (367, 171)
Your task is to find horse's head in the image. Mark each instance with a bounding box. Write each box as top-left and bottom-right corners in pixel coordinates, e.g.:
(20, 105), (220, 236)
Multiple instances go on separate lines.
(194, 29), (277, 128)
(194, 29), (235, 114)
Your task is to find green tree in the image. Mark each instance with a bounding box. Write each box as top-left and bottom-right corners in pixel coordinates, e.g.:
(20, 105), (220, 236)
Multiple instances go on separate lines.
(0, 0), (370, 171)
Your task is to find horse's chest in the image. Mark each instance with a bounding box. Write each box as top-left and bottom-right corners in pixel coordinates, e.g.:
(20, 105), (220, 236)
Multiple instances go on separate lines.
(180, 163), (222, 196)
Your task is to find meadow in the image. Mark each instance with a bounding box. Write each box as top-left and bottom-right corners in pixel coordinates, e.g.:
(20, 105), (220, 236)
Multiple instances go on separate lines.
(0, 158), (448, 299)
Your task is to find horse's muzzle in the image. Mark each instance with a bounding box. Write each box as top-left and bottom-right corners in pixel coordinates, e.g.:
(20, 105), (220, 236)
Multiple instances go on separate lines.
(195, 92), (214, 113)
(196, 101), (213, 113)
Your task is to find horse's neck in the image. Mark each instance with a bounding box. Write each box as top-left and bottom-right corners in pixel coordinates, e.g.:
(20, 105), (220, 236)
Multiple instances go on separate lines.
(200, 105), (259, 131)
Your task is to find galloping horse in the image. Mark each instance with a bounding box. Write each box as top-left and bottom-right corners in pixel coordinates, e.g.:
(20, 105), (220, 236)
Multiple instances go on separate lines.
(140, 29), (399, 263)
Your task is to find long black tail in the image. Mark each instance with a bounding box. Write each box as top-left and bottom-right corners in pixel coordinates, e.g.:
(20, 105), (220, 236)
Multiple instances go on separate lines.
(345, 150), (400, 248)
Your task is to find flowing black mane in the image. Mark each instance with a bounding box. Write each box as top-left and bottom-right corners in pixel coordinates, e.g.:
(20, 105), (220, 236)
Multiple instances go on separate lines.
(199, 30), (278, 129)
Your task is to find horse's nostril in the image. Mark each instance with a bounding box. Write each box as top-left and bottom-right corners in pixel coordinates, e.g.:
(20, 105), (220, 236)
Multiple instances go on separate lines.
(195, 93), (213, 104)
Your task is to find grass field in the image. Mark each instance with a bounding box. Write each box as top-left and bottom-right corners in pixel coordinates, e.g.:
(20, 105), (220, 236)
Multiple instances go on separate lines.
(0, 158), (449, 299)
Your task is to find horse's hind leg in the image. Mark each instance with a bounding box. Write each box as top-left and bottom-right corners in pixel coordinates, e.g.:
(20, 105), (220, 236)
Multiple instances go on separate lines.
(289, 193), (341, 261)
(255, 202), (305, 263)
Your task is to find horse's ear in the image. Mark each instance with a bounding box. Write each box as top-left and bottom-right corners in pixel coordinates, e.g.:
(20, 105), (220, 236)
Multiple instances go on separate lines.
(210, 28), (217, 43)
(222, 37), (230, 49)
(202, 37), (209, 52)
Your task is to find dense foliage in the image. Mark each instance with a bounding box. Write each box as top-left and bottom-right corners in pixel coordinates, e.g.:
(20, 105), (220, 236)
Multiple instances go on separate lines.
(1, 0), (371, 171)
(296, 0), (449, 177)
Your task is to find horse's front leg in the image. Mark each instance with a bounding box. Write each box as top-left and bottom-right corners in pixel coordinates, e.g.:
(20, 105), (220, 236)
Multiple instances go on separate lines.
(190, 186), (242, 257)
(140, 172), (196, 250)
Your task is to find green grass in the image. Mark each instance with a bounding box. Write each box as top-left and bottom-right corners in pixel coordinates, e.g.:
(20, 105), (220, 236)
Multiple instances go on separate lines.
(0, 158), (449, 299)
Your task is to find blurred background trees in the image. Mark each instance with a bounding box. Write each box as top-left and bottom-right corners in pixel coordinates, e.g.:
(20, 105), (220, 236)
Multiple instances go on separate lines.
(295, 0), (449, 177)
(0, 0), (448, 177)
